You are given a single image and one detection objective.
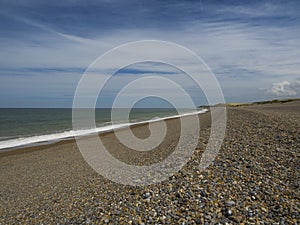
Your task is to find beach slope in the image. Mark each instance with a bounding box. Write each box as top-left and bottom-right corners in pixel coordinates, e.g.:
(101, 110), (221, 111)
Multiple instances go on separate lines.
(0, 101), (299, 224)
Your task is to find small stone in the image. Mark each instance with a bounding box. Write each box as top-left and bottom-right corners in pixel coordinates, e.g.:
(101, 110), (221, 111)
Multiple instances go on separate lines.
(195, 218), (201, 224)
(226, 200), (236, 207)
(224, 209), (233, 217)
(261, 207), (268, 213)
(143, 192), (150, 199)
(232, 216), (243, 223)
(248, 211), (254, 217)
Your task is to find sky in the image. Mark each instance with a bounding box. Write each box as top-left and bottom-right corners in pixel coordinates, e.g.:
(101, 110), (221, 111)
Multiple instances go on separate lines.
(0, 0), (300, 107)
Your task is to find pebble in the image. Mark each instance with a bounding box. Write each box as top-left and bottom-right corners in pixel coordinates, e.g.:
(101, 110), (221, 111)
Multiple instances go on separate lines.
(225, 200), (235, 207)
(0, 105), (299, 224)
(224, 209), (233, 217)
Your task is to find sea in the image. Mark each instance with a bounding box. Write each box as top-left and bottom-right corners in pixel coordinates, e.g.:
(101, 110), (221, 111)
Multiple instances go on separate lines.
(0, 108), (207, 150)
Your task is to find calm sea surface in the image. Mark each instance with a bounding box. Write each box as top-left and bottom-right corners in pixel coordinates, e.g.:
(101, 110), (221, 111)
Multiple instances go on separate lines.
(0, 108), (204, 149)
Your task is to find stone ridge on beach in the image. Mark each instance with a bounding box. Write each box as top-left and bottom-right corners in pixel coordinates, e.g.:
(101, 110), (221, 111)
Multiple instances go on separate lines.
(0, 101), (299, 224)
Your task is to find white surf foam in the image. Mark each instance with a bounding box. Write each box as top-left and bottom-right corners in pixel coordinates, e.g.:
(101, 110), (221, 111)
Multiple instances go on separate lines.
(0, 109), (208, 150)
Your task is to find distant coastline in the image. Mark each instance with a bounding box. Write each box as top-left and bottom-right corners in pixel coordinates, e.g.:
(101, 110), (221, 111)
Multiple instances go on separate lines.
(225, 98), (300, 107)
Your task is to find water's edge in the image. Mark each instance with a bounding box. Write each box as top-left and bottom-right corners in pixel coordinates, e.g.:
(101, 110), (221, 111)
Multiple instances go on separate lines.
(0, 109), (208, 151)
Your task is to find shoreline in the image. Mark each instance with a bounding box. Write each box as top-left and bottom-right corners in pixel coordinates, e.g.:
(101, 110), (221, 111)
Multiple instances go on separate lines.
(0, 109), (211, 157)
(1, 98), (298, 152)
(0, 109), (208, 153)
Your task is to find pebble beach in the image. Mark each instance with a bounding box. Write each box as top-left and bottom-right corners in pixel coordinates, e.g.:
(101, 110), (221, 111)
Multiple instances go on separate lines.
(0, 101), (299, 224)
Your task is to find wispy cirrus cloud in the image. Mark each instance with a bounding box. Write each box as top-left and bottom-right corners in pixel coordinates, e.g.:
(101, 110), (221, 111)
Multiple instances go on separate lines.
(0, 0), (300, 106)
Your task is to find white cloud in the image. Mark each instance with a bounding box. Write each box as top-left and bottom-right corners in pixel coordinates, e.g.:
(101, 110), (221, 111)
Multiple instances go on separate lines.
(269, 78), (300, 96)
(1, 6), (300, 105)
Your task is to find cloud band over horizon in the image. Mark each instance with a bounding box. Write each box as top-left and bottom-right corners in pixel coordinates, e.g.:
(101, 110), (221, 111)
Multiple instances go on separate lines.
(0, 0), (300, 107)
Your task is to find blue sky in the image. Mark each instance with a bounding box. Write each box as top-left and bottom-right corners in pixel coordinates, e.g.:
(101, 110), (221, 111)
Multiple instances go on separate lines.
(0, 0), (300, 107)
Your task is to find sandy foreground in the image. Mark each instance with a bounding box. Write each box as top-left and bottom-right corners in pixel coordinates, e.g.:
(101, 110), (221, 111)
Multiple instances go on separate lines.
(0, 101), (299, 224)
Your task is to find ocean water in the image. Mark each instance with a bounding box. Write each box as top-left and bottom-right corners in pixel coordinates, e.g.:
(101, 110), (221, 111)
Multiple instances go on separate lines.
(0, 108), (207, 150)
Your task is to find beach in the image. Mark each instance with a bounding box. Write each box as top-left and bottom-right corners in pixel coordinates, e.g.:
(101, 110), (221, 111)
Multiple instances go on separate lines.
(0, 101), (299, 224)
